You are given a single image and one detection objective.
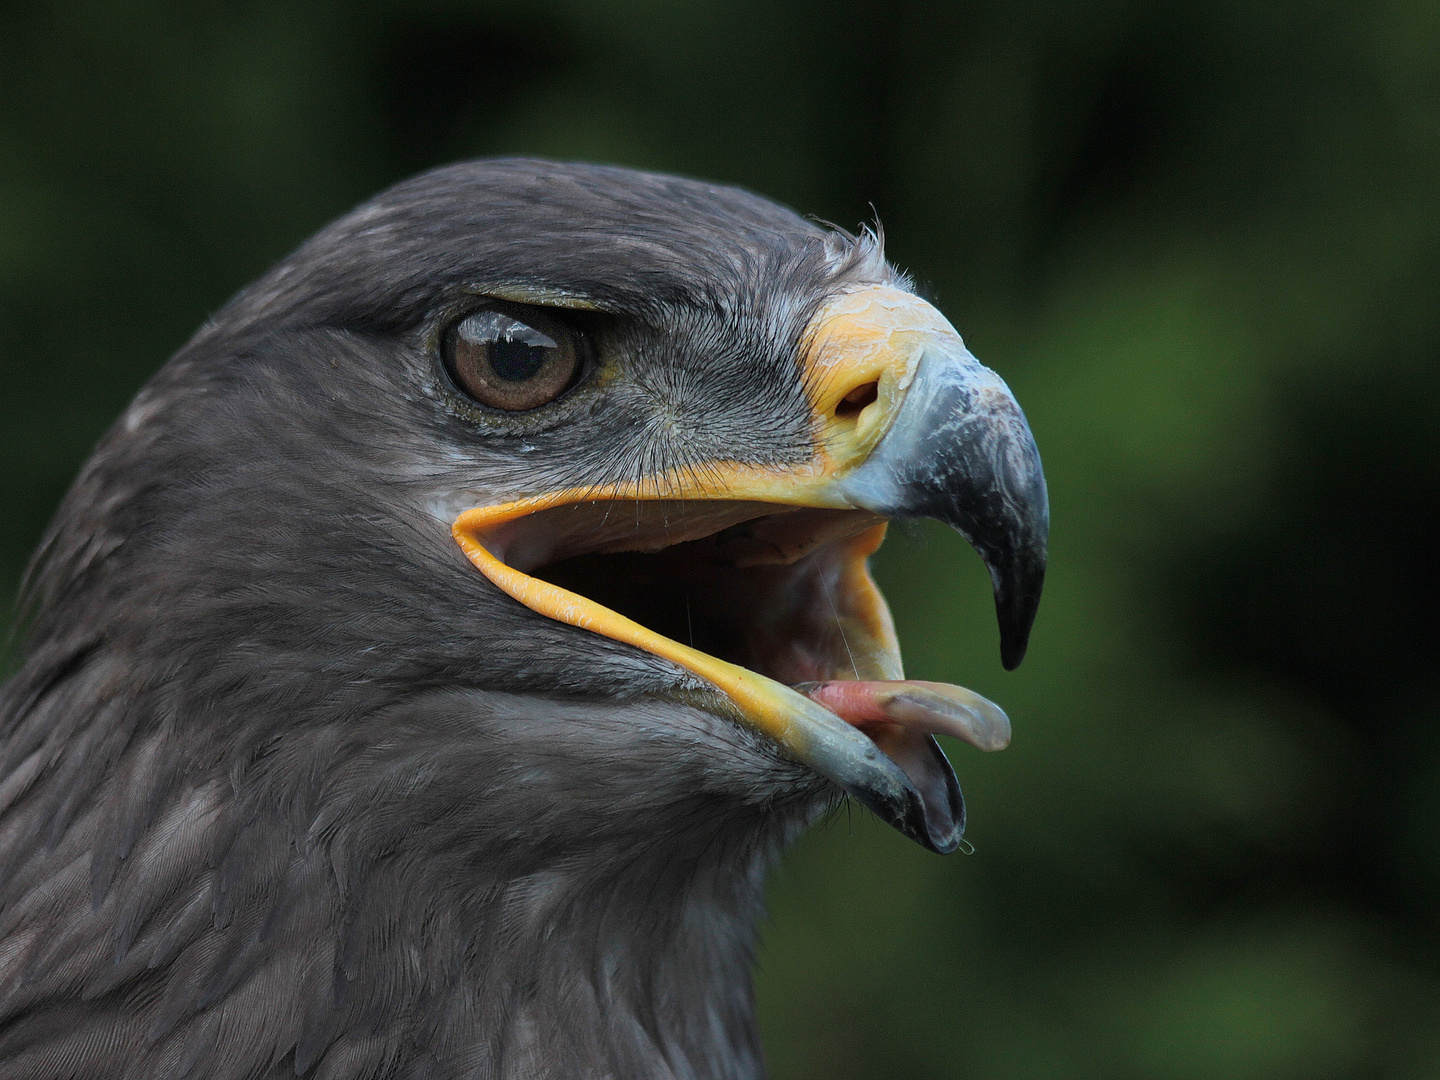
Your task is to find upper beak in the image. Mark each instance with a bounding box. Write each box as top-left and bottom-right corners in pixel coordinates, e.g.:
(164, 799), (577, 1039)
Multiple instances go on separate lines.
(452, 285), (1048, 853)
(837, 329), (1049, 669)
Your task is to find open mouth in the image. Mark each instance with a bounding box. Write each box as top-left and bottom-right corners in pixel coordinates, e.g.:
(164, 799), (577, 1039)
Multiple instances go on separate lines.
(454, 497), (1012, 852)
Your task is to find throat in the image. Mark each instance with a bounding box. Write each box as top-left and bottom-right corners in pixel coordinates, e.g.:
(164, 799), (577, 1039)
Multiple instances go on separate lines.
(312, 689), (820, 1080)
(473, 836), (780, 1080)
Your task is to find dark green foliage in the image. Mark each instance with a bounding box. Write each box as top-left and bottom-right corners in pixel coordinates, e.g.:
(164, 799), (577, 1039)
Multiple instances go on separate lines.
(2, 2), (1436, 1076)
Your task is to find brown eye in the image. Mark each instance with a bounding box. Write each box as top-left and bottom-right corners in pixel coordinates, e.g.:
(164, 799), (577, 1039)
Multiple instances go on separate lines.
(443, 306), (585, 410)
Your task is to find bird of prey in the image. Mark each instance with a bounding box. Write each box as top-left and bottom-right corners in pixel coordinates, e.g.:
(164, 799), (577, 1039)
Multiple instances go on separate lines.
(0, 159), (1046, 1079)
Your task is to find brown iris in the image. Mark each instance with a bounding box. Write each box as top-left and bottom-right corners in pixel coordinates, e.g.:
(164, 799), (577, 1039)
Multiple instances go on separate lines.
(443, 305), (584, 410)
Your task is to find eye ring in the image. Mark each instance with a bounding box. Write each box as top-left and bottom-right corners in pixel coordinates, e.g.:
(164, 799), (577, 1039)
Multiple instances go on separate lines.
(442, 303), (588, 411)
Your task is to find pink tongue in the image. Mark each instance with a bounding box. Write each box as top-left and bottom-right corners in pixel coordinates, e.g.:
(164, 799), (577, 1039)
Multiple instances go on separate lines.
(802, 680), (1011, 752)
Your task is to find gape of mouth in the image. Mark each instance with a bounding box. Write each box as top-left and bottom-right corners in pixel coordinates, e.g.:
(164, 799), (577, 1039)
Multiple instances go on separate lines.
(481, 500), (895, 689)
(475, 498), (980, 851)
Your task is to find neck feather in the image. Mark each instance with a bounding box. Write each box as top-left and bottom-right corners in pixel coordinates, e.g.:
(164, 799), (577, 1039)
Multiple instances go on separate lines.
(0, 656), (818, 1080)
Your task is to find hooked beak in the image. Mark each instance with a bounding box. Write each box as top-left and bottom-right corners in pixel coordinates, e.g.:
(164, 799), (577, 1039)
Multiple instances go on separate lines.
(452, 286), (1048, 852)
(838, 329), (1049, 669)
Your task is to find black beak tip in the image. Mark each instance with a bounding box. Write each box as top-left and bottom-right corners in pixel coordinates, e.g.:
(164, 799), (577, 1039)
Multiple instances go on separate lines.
(1000, 636), (1027, 672)
(992, 553), (1046, 671)
(999, 613), (1037, 669)
(996, 587), (1042, 673)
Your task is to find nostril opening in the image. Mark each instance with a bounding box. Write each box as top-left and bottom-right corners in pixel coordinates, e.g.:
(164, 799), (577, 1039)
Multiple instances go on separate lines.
(835, 381), (879, 419)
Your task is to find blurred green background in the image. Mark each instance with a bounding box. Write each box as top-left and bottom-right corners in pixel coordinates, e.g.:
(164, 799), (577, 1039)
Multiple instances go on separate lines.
(2, 1), (1438, 1076)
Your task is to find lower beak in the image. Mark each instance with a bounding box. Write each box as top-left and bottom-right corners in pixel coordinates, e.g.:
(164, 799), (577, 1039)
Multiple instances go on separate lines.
(452, 286), (1048, 853)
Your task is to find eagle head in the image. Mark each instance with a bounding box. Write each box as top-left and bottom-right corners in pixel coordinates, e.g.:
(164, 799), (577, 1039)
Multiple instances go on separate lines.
(0, 160), (1046, 1079)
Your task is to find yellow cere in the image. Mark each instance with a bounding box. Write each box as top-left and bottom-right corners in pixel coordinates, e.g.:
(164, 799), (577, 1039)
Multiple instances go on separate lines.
(802, 285), (967, 472)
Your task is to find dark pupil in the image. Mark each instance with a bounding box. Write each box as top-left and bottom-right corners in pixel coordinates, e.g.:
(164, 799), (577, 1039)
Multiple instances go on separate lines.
(489, 338), (549, 382)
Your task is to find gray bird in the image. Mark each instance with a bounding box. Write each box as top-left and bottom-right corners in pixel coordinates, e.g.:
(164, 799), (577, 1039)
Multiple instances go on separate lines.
(0, 159), (1047, 1079)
